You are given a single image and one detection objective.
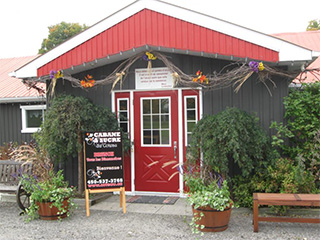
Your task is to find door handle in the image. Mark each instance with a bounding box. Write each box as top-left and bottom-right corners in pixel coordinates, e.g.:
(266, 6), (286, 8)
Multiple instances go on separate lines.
(174, 141), (177, 159)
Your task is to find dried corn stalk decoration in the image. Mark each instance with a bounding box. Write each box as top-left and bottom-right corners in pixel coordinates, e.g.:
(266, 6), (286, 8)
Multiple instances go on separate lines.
(23, 51), (319, 97)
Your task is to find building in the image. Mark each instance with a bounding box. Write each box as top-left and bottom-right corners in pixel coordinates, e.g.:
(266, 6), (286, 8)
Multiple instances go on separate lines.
(11, 0), (317, 195)
(0, 56), (45, 145)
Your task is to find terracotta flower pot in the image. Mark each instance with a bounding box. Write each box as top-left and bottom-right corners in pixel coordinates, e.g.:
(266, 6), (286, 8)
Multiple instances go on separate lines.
(36, 198), (69, 220)
(192, 202), (232, 232)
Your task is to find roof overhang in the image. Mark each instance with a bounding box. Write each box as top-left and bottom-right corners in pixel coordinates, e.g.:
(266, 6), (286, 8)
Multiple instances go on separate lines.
(0, 96), (46, 104)
(11, 0), (315, 79)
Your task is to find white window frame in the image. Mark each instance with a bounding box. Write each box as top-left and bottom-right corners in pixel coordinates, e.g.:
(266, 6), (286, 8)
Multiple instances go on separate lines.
(184, 96), (198, 146)
(140, 96), (172, 147)
(117, 98), (130, 135)
(20, 105), (46, 133)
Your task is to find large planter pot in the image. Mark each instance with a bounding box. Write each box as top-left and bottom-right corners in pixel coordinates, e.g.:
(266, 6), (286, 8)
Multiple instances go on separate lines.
(36, 198), (69, 220)
(192, 203), (232, 232)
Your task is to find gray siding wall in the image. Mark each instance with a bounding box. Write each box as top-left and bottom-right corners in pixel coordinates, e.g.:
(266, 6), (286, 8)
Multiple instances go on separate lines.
(0, 103), (36, 145)
(53, 53), (290, 186)
(54, 53), (289, 136)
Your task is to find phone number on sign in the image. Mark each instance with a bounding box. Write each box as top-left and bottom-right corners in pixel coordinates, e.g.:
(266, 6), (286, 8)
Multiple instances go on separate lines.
(87, 178), (123, 185)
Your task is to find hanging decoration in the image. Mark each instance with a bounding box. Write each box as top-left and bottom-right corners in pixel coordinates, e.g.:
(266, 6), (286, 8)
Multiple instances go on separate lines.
(48, 69), (63, 97)
(23, 51), (319, 97)
(80, 74), (95, 88)
(142, 51), (157, 73)
(192, 70), (209, 84)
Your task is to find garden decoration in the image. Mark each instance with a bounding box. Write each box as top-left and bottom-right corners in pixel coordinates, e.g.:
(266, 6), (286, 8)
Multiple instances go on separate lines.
(80, 74), (95, 88)
(48, 69), (63, 97)
(11, 145), (75, 222)
(192, 70), (209, 84)
(23, 51), (320, 96)
(142, 51), (157, 73)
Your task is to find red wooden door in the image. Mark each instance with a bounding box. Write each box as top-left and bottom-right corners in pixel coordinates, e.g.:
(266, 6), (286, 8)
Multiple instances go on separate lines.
(134, 90), (179, 192)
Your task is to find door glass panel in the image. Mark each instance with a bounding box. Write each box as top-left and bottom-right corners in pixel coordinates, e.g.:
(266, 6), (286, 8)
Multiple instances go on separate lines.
(143, 130), (152, 144)
(152, 99), (159, 113)
(187, 98), (195, 109)
(187, 110), (196, 120)
(119, 112), (127, 121)
(119, 100), (128, 110)
(185, 96), (198, 146)
(161, 99), (169, 113)
(161, 130), (169, 144)
(117, 98), (129, 134)
(143, 100), (151, 114)
(161, 115), (169, 128)
(142, 97), (170, 145)
(143, 115), (151, 129)
(152, 115), (160, 129)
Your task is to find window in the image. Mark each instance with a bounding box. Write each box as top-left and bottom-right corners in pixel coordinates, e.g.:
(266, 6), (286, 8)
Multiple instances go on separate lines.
(20, 105), (46, 133)
(141, 97), (170, 146)
(184, 96), (198, 146)
(117, 98), (129, 134)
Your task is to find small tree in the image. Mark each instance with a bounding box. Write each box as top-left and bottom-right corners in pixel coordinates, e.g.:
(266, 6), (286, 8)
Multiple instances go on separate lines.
(34, 95), (126, 194)
(39, 22), (87, 54)
(307, 19), (320, 31)
(188, 107), (275, 179)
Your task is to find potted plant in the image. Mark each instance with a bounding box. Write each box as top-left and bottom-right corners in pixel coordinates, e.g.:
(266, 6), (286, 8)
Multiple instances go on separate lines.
(12, 145), (75, 221)
(20, 169), (75, 221)
(183, 164), (233, 234)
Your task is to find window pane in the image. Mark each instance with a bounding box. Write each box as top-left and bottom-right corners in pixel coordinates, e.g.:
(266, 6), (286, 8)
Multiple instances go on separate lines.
(152, 130), (160, 144)
(187, 110), (196, 120)
(161, 115), (169, 129)
(152, 115), (159, 129)
(120, 123), (128, 133)
(161, 99), (169, 113)
(119, 112), (127, 121)
(143, 130), (151, 144)
(143, 100), (151, 114)
(119, 100), (127, 110)
(187, 98), (195, 109)
(143, 115), (151, 129)
(27, 110), (43, 128)
(187, 121), (196, 132)
(152, 99), (159, 114)
(161, 130), (169, 144)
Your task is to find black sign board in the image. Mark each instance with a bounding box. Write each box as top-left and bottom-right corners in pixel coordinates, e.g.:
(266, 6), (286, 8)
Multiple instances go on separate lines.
(84, 131), (124, 189)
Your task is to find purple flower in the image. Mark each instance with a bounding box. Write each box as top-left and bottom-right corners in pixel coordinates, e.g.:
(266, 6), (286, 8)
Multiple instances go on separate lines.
(142, 54), (149, 61)
(249, 61), (259, 73)
(50, 70), (57, 79)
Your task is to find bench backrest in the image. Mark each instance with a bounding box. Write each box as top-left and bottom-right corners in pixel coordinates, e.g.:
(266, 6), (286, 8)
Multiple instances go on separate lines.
(0, 160), (32, 184)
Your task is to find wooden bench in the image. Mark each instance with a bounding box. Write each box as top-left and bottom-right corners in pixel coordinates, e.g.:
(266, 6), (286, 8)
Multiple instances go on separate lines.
(0, 160), (32, 193)
(253, 193), (320, 232)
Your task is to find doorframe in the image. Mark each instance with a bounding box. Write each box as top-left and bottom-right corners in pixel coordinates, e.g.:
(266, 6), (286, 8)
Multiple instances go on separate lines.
(112, 88), (202, 197)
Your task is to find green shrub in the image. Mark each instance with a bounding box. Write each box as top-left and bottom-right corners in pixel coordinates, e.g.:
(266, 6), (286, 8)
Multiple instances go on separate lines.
(232, 158), (319, 212)
(34, 94), (128, 163)
(188, 107), (276, 178)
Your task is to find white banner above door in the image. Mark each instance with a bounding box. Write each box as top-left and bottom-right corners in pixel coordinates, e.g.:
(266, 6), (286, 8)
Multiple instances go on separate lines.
(135, 67), (173, 89)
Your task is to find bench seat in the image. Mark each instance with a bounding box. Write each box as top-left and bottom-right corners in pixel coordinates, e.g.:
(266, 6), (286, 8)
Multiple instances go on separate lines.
(253, 193), (320, 232)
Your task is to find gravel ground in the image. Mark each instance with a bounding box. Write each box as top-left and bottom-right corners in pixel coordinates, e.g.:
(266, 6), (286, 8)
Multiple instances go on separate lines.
(0, 202), (319, 240)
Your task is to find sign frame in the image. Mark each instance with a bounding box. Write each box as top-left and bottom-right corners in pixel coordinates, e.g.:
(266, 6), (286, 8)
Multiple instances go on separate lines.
(83, 131), (126, 216)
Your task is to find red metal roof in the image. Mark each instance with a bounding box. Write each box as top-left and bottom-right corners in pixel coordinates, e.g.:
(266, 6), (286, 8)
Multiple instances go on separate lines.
(0, 56), (45, 99)
(273, 31), (320, 83)
(273, 31), (320, 51)
(37, 9), (278, 77)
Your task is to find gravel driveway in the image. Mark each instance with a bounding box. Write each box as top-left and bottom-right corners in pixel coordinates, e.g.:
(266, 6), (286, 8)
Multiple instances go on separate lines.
(0, 202), (319, 240)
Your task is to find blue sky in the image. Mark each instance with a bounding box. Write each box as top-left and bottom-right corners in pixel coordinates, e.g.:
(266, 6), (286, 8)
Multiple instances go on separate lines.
(0, 0), (319, 58)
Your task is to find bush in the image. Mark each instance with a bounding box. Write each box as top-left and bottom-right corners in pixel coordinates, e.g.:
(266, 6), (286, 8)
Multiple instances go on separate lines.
(232, 158), (319, 212)
(271, 82), (320, 187)
(188, 107), (276, 178)
(34, 94), (128, 163)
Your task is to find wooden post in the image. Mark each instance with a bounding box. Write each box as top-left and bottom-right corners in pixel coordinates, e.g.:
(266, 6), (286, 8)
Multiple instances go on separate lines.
(85, 189), (90, 216)
(85, 188), (126, 216)
(253, 193), (259, 232)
